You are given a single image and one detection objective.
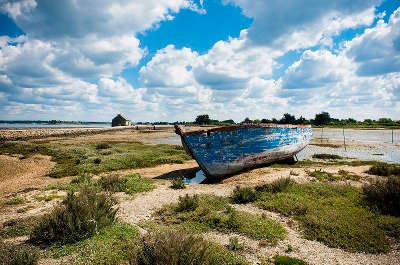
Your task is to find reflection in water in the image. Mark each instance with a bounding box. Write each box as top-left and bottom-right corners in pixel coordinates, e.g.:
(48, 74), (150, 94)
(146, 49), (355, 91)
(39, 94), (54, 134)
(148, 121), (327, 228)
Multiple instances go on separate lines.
(184, 170), (206, 184)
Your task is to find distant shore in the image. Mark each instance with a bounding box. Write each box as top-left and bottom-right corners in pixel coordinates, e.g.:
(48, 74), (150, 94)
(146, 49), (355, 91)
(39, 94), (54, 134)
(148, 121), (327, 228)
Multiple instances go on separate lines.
(0, 125), (173, 142)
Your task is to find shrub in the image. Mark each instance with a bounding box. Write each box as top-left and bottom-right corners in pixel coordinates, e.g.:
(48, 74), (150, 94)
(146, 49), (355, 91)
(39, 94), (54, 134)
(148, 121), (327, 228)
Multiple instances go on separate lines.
(337, 170), (361, 181)
(367, 162), (400, 176)
(363, 177), (400, 216)
(308, 169), (360, 182)
(124, 174), (155, 194)
(95, 143), (111, 150)
(93, 158), (101, 164)
(307, 169), (336, 182)
(274, 255), (307, 265)
(231, 186), (256, 204)
(286, 245), (293, 253)
(0, 217), (39, 239)
(227, 236), (242, 251)
(30, 186), (117, 244)
(70, 174), (93, 185)
(176, 194), (199, 212)
(99, 174), (127, 192)
(6, 197), (25, 205)
(137, 230), (248, 265)
(171, 176), (186, 189)
(256, 178), (293, 193)
(312, 154), (342, 160)
(0, 241), (38, 265)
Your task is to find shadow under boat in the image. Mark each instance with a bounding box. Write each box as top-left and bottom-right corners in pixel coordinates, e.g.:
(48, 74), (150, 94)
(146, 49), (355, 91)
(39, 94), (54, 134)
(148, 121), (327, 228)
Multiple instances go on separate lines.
(154, 156), (298, 185)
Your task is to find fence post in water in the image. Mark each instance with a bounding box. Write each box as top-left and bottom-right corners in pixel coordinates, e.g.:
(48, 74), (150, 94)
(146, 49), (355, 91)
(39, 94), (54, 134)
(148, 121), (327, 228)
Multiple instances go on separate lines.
(343, 127), (346, 151)
(321, 127), (324, 143)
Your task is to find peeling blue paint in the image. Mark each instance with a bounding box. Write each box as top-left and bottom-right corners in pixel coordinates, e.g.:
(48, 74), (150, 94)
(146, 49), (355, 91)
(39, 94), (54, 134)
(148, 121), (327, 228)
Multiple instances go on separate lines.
(181, 126), (312, 178)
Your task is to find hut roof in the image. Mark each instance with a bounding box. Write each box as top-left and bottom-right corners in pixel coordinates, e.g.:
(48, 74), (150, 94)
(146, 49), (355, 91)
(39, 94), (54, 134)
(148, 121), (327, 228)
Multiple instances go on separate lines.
(114, 113), (130, 121)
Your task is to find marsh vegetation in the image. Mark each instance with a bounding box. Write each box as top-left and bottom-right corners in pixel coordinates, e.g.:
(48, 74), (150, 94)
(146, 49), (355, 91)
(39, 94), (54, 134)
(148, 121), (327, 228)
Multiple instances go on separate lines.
(0, 141), (190, 178)
(1, 128), (400, 264)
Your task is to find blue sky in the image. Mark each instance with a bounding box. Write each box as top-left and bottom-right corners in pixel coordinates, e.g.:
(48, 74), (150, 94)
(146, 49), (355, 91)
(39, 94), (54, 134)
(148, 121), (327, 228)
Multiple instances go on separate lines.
(0, 0), (399, 122)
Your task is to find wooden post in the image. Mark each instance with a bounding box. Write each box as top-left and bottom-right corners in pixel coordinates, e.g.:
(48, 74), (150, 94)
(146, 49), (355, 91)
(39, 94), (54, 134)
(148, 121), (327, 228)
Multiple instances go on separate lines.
(343, 127), (346, 151)
(392, 129), (394, 144)
(321, 127), (324, 143)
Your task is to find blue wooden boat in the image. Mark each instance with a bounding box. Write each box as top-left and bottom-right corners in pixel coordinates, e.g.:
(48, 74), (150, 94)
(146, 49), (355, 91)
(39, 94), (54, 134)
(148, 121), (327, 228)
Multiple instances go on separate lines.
(175, 124), (312, 179)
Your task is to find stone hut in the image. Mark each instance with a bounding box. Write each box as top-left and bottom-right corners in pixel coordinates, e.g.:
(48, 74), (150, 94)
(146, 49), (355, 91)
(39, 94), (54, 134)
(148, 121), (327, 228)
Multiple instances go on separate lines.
(112, 114), (131, 127)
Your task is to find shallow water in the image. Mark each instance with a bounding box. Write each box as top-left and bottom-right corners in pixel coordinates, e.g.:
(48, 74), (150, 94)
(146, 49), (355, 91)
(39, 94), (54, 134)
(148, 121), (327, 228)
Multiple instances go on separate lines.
(313, 128), (400, 144)
(184, 170), (206, 184)
(298, 145), (400, 163)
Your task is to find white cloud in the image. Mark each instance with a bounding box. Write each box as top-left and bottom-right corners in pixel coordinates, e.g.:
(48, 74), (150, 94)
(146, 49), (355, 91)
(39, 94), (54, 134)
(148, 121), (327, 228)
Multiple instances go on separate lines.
(1, 0), (197, 39)
(226, 0), (377, 51)
(345, 7), (400, 76)
(282, 50), (353, 89)
(0, 0), (202, 120)
(279, 48), (400, 119)
(194, 31), (277, 90)
(1, 0), (399, 121)
(140, 45), (199, 89)
(98, 77), (146, 104)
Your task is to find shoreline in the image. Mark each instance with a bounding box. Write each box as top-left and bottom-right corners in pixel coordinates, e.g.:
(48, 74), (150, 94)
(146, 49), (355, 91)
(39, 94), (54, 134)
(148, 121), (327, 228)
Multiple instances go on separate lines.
(0, 126), (137, 142)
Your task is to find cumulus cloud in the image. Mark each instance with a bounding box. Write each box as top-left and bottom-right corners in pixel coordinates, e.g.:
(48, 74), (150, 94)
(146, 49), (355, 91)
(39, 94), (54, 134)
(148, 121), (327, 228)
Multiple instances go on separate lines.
(0, 0), (203, 120)
(282, 50), (353, 89)
(140, 45), (199, 89)
(226, 0), (377, 51)
(345, 7), (400, 76)
(1, 0), (399, 121)
(98, 77), (146, 104)
(194, 31), (277, 90)
(278, 47), (400, 119)
(0, 0), (197, 39)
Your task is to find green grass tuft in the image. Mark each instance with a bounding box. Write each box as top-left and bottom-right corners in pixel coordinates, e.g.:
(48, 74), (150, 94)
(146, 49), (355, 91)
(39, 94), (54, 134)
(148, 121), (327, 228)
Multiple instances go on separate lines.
(6, 196), (25, 205)
(307, 169), (360, 182)
(255, 178), (294, 193)
(34, 194), (65, 202)
(274, 255), (308, 265)
(47, 222), (140, 265)
(227, 236), (242, 251)
(231, 186), (257, 204)
(171, 176), (186, 189)
(155, 194), (286, 244)
(95, 143), (111, 150)
(49, 173), (154, 195)
(256, 182), (398, 253)
(312, 154), (343, 160)
(176, 194), (199, 212)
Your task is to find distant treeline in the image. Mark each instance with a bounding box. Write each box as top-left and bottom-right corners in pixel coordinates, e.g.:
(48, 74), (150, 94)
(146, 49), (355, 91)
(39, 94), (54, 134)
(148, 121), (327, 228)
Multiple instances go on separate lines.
(186, 113), (400, 128)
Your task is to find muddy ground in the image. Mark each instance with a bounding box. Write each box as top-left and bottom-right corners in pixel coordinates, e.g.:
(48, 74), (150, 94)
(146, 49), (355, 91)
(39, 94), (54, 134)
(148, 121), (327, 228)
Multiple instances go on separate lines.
(0, 128), (399, 265)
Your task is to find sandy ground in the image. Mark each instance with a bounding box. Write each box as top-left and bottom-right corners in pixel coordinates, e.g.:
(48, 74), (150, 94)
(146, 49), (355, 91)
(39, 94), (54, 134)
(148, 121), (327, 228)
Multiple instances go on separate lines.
(0, 154), (61, 204)
(0, 128), (399, 264)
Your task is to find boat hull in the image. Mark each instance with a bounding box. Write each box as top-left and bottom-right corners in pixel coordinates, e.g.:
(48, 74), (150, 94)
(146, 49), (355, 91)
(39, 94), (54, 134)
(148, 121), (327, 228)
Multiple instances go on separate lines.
(176, 125), (312, 179)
